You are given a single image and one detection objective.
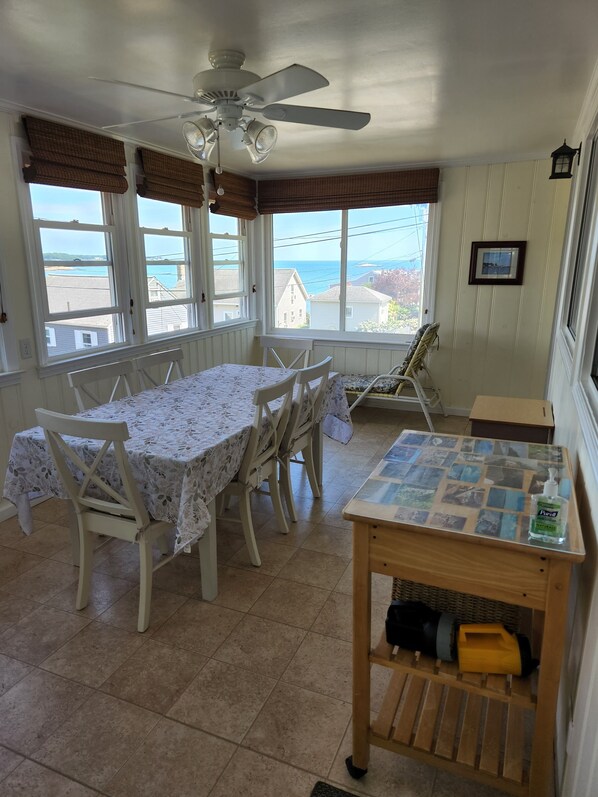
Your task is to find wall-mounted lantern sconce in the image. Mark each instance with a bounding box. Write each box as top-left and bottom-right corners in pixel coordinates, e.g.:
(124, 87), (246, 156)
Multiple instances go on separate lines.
(549, 139), (582, 179)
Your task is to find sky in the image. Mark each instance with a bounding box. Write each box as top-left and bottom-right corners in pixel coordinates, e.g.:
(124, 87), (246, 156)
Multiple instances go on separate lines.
(30, 184), (428, 266)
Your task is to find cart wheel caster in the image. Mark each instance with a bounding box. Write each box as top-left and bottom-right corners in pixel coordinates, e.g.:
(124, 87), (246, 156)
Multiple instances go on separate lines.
(345, 755), (368, 779)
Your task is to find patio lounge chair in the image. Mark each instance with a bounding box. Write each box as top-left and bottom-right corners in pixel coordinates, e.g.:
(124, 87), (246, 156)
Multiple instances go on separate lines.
(342, 322), (446, 432)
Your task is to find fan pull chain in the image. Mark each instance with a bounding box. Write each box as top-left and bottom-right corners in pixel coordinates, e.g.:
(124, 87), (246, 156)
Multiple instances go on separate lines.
(215, 125), (224, 196)
(0, 279), (7, 323)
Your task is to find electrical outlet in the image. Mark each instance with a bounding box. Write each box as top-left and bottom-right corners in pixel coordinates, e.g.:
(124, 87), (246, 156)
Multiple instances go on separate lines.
(19, 338), (33, 359)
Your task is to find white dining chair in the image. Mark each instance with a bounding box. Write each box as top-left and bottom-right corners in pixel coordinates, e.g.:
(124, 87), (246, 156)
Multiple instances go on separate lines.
(217, 371), (296, 567)
(67, 360), (135, 411)
(35, 407), (178, 632)
(134, 347), (185, 390)
(260, 335), (314, 369)
(278, 356), (332, 523)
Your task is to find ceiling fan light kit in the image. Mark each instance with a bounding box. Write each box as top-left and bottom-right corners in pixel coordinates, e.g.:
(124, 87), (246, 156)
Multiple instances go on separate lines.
(96, 49), (370, 172)
(182, 118), (217, 160)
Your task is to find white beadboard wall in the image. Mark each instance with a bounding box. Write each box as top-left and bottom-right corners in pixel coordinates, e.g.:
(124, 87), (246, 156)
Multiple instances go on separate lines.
(434, 161), (571, 412)
(289, 161), (571, 415)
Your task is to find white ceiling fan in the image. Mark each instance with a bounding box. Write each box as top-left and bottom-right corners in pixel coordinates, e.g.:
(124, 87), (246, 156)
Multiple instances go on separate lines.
(92, 49), (371, 166)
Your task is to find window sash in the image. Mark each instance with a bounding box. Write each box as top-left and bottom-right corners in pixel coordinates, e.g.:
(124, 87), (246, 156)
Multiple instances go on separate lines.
(28, 191), (129, 361)
(266, 204), (436, 341)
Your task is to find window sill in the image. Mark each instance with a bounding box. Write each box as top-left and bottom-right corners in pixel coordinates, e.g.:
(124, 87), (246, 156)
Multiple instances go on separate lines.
(0, 369), (25, 388)
(267, 330), (415, 349)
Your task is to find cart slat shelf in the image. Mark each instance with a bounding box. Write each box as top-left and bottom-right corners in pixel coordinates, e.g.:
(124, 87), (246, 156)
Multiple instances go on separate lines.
(371, 670), (532, 795)
(371, 633), (538, 709)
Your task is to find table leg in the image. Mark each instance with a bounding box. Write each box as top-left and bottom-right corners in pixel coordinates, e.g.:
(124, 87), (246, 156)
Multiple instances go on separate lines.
(67, 502), (80, 566)
(198, 499), (218, 601)
(529, 559), (571, 796)
(348, 521), (372, 777)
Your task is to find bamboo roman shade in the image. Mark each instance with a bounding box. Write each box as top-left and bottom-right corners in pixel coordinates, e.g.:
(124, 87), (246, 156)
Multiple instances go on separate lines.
(137, 148), (204, 208)
(22, 116), (128, 193)
(211, 170), (258, 220)
(257, 168), (440, 214)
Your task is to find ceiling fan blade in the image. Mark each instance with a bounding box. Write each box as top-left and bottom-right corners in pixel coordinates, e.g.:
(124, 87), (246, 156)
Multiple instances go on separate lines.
(102, 110), (206, 130)
(238, 64), (329, 105)
(261, 104), (371, 130)
(89, 76), (198, 103)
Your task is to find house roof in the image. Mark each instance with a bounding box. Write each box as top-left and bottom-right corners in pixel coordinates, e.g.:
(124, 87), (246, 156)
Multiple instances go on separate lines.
(273, 269), (309, 303)
(311, 285), (392, 304)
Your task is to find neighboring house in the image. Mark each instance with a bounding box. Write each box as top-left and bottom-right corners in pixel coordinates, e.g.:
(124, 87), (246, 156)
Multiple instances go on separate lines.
(273, 268), (308, 328)
(347, 267), (383, 287)
(310, 284), (391, 331)
(194, 268), (245, 323)
(45, 275), (116, 357)
(45, 274), (187, 355)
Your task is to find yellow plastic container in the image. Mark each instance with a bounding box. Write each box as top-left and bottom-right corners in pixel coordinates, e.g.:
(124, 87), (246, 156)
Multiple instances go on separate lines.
(457, 623), (523, 675)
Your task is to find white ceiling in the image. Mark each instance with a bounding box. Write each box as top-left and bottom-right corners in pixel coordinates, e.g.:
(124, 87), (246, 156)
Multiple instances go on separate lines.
(1, 0), (597, 178)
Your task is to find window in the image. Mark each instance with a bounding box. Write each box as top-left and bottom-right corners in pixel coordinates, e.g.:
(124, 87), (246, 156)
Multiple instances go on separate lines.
(567, 137), (598, 340)
(28, 184), (127, 361)
(269, 204), (434, 339)
(208, 213), (249, 325)
(74, 329), (99, 349)
(137, 196), (196, 338)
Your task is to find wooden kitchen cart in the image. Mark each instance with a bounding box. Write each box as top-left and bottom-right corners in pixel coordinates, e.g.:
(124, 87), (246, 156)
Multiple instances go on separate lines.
(343, 430), (584, 797)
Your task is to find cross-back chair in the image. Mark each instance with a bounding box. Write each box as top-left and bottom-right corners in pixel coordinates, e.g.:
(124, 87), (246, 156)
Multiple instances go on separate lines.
(260, 335), (314, 369)
(134, 347), (185, 390)
(67, 360), (134, 411)
(342, 322), (446, 431)
(279, 356), (332, 523)
(217, 372), (296, 567)
(35, 408), (176, 632)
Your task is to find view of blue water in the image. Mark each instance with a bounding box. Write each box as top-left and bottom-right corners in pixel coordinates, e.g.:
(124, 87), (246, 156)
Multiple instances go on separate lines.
(276, 259), (420, 296)
(47, 258), (420, 295)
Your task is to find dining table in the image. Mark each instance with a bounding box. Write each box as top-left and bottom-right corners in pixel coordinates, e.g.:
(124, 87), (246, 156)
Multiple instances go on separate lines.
(3, 363), (352, 599)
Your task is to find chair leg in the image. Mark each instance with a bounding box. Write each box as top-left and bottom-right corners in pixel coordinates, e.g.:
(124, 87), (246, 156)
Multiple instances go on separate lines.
(239, 489), (261, 566)
(138, 539), (153, 632)
(75, 526), (94, 611)
(303, 440), (321, 499)
(157, 534), (169, 556)
(279, 458), (298, 523)
(269, 471), (290, 535)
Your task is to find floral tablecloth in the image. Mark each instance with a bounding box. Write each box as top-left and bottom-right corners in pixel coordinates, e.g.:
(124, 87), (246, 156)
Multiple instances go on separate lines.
(3, 364), (352, 553)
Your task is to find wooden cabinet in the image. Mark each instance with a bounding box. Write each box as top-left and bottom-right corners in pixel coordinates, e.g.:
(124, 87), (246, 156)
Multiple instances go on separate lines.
(469, 395), (554, 443)
(343, 430), (584, 796)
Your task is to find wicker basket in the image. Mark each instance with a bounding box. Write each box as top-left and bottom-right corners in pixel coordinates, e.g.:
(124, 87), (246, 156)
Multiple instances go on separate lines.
(391, 578), (522, 630)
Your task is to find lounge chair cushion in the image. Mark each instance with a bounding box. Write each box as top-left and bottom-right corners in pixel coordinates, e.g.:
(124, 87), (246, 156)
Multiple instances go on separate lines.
(341, 323), (432, 395)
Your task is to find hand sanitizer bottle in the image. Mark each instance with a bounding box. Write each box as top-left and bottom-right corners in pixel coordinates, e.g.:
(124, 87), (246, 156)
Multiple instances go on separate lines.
(528, 468), (568, 544)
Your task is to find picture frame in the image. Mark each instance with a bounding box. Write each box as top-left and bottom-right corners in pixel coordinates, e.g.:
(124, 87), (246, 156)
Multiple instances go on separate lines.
(468, 241), (526, 285)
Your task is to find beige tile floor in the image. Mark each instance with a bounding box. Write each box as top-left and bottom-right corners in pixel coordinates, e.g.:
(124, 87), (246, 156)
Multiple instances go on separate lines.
(0, 407), (514, 797)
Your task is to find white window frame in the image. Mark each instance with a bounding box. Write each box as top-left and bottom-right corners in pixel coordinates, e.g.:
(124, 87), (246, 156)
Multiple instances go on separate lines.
(45, 327), (56, 347)
(206, 214), (250, 327)
(18, 173), (131, 365)
(135, 197), (202, 341)
(74, 329), (99, 349)
(557, 114), (598, 479)
(263, 203), (439, 343)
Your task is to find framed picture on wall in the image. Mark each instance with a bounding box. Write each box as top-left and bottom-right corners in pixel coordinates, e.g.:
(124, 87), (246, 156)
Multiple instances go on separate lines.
(468, 241), (527, 285)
